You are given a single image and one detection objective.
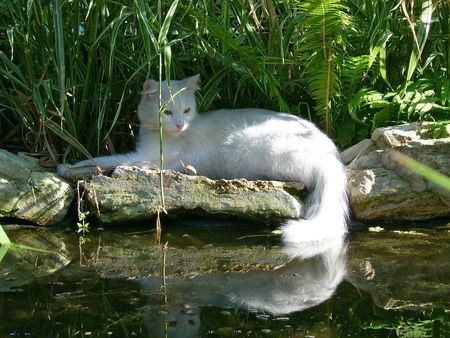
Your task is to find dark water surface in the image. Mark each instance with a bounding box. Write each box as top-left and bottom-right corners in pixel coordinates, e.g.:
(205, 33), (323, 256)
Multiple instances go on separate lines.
(0, 220), (449, 337)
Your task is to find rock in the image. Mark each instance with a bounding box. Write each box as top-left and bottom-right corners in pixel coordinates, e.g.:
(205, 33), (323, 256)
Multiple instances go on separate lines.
(0, 150), (74, 225)
(83, 166), (304, 225)
(340, 138), (373, 165)
(347, 123), (450, 221)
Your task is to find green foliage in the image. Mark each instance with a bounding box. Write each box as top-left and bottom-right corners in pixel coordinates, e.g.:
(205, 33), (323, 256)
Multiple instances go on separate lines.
(0, 0), (295, 160)
(0, 0), (449, 156)
(421, 121), (450, 139)
(334, 0), (450, 147)
(348, 79), (450, 130)
(331, 282), (450, 337)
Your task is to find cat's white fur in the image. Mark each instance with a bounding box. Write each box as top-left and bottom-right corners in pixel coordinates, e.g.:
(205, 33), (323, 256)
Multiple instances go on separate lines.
(58, 75), (348, 254)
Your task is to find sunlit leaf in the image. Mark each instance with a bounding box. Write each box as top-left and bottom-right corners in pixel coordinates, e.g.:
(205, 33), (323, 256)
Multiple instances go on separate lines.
(158, 0), (179, 44)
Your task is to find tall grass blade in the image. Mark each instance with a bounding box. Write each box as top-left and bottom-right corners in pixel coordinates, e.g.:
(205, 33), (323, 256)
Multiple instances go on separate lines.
(52, 0), (66, 119)
(164, 45), (172, 86)
(158, 0), (179, 45)
(0, 225), (11, 245)
(0, 241), (56, 264)
(0, 243), (10, 263)
(46, 119), (92, 159)
(391, 151), (450, 191)
(10, 243), (54, 254)
(6, 27), (14, 60)
(406, 0), (433, 81)
(157, 0), (179, 210)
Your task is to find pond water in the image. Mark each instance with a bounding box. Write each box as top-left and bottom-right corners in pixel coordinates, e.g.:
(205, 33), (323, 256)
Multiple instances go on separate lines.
(0, 220), (449, 337)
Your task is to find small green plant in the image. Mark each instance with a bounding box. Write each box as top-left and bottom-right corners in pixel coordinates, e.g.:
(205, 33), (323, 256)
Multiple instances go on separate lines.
(76, 180), (90, 237)
(77, 209), (90, 266)
(76, 210), (90, 237)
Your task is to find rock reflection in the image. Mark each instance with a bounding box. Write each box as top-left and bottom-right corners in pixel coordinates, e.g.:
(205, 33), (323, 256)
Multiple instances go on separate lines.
(140, 235), (346, 337)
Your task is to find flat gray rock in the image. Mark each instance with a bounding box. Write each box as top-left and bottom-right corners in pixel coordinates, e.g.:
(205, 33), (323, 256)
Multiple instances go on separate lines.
(83, 166), (304, 225)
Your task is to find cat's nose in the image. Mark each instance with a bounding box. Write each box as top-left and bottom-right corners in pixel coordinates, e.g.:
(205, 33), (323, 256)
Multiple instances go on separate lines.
(176, 122), (185, 130)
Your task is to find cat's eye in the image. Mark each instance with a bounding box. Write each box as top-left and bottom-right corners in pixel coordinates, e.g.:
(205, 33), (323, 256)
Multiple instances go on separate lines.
(188, 319), (196, 326)
(183, 107), (190, 114)
(169, 321), (177, 327)
(164, 109), (173, 115)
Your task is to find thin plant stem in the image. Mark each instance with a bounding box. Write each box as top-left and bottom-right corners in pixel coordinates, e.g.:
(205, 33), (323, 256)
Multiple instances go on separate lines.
(158, 51), (165, 210)
(156, 209), (162, 245)
(95, 236), (102, 263)
(79, 237), (83, 266)
(162, 242), (169, 338)
(52, 0), (65, 124)
(162, 241), (168, 298)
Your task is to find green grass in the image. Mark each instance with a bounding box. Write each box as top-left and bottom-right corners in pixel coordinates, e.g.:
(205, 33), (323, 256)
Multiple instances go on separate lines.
(0, 224), (11, 245)
(391, 151), (450, 192)
(0, 223), (60, 264)
(0, 0), (448, 159)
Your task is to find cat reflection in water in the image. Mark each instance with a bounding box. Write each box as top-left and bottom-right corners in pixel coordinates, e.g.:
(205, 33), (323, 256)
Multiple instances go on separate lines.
(58, 75), (349, 255)
(141, 238), (346, 337)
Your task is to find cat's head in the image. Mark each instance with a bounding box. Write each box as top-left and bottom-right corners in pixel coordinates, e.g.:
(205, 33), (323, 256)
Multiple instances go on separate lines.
(138, 75), (199, 135)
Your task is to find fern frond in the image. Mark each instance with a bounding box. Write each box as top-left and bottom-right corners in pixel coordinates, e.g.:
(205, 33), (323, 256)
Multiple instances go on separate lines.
(295, 0), (351, 134)
(341, 55), (371, 95)
(307, 54), (340, 133)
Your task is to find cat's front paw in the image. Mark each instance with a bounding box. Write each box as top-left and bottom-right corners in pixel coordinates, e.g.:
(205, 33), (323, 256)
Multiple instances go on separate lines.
(180, 160), (197, 175)
(56, 163), (72, 178)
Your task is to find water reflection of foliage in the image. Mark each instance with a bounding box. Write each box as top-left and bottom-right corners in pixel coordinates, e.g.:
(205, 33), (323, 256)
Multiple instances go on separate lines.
(323, 282), (449, 337)
(192, 282), (450, 337)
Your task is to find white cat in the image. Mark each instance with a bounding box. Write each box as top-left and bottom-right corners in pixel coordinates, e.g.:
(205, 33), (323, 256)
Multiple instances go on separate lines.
(58, 75), (348, 253)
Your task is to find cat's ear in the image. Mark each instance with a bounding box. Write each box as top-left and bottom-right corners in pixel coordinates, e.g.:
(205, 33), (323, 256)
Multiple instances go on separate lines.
(183, 74), (200, 91)
(142, 79), (159, 95)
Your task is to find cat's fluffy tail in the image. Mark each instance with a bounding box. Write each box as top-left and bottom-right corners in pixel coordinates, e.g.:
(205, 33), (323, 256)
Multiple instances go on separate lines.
(281, 155), (348, 258)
